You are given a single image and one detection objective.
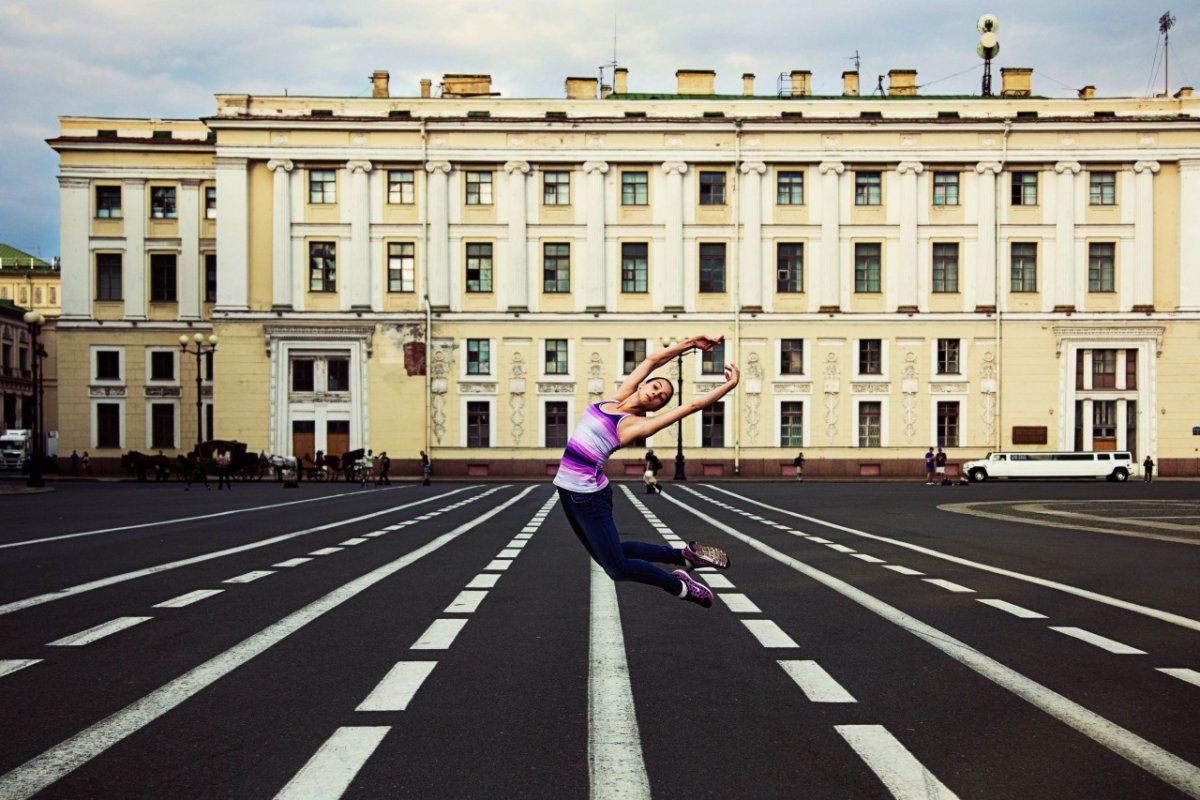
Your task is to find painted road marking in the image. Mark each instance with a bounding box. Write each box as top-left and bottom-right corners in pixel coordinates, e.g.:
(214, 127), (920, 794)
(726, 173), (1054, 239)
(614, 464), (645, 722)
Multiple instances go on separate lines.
(1157, 668), (1200, 689)
(466, 573), (501, 589)
(1050, 627), (1147, 655)
(497, 548), (522, 558)
(274, 726), (390, 800)
(849, 553), (887, 564)
(809, 537), (833, 544)
(883, 565), (925, 576)
(699, 574), (736, 590)
(484, 559), (513, 571)
(48, 617), (154, 647)
(779, 660), (857, 703)
(836, 725), (958, 799)
(505, 540), (528, 549)
(411, 619), (470, 651)
(153, 589), (224, 608)
(827, 544), (857, 553)
(923, 578), (975, 594)
(224, 571), (274, 584)
(444, 591), (487, 614)
(515, 533), (534, 540)
(339, 538), (369, 546)
(976, 599), (1047, 619)
(741, 620), (799, 648)
(308, 547), (343, 556)
(273, 558), (312, 568)
(0, 660), (41, 679)
(356, 662), (438, 711)
(718, 593), (762, 614)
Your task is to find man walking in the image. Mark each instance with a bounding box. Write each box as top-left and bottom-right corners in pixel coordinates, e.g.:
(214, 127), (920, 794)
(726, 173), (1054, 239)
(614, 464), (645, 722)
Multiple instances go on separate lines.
(420, 450), (431, 486)
(378, 452), (391, 485)
(793, 451), (805, 482)
(1143, 454), (1155, 482)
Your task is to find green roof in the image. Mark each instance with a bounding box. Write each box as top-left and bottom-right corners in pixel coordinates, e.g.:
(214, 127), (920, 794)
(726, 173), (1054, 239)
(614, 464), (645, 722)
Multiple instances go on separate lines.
(0, 243), (52, 270)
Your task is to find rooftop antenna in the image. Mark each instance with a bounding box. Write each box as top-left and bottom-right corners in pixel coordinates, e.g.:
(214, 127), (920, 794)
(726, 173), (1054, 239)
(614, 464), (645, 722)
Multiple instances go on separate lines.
(977, 14), (1000, 96)
(1161, 11), (1176, 96)
(875, 74), (885, 96)
(848, 50), (861, 73)
(598, 9), (618, 97)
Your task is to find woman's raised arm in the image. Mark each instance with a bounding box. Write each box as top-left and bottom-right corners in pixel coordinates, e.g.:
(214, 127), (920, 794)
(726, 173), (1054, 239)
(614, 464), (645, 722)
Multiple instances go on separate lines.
(618, 363), (739, 445)
(611, 334), (724, 402)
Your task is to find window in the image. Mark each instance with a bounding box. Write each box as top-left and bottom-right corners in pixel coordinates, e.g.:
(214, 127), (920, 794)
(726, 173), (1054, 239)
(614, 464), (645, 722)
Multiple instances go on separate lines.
(621, 243), (648, 293)
(388, 242), (415, 293)
(309, 170), (336, 204)
(932, 173), (959, 206)
(149, 186), (176, 219)
(699, 171), (726, 205)
(854, 243), (881, 293)
(781, 339), (804, 375)
(1010, 242), (1038, 292)
(150, 403), (175, 449)
(545, 401), (569, 447)
(545, 339), (569, 375)
(777, 171), (804, 205)
(543, 243), (570, 293)
(621, 171), (648, 205)
(702, 342), (725, 375)
(858, 339), (882, 375)
(96, 185), (122, 219)
(858, 402), (881, 447)
(387, 170), (415, 204)
(937, 339), (960, 375)
(96, 253), (122, 301)
(309, 242), (336, 292)
(149, 254), (177, 302)
(1088, 242), (1115, 292)
(622, 339), (646, 373)
(701, 403), (725, 447)
(97, 403), (121, 448)
(465, 243), (493, 292)
(1093, 400), (1117, 441)
(1089, 171), (1116, 206)
(932, 243), (959, 293)
(699, 243), (726, 292)
(937, 401), (959, 447)
(1125, 349), (1138, 390)
(96, 350), (121, 381)
(467, 401), (490, 447)
(465, 171), (493, 205)
(150, 351), (175, 382)
(780, 402), (803, 447)
(204, 350), (214, 382)
(1092, 349), (1117, 389)
(291, 359), (314, 392)
(204, 254), (217, 303)
(466, 339), (490, 375)
(204, 186), (217, 219)
(543, 171), (570, 205)
(1011, 171), (1038, 205)
(327, 358), (349, 392)
(777, 243), (803, 292)
(855, 171), (882, 206)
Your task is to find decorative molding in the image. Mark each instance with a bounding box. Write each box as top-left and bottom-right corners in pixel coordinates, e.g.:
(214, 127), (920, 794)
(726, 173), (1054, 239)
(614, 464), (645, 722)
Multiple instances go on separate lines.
(346, 160), (373, 174)
(694, 381), (724, 394)
(57, 176), (91, 189)
(1133, 160), (1161, 175)
(504, 160), (531, 175)
(459, 382), (498, 395)
(263, 324), (375, 358)
(975, 161), (1002, 175)
(927, 382), (968, 394)
(981, 351), (997, 442)
(508, 352), (526, 444)
(661, 161), (688, 176)
(587, 352), (605, 402)
(818, 161), (845, 175)
(739, 161), (767, 176)
(823, 353), (840, 442)
(425, 161), (452, 176)
(582, 160), (609, 175)
(901, 353), (919, 444)
(1052, 325), (1165, 358)
(267, 159), (294, 173)
(1054, 161), (1082, 175)
(538, 382), (576, 394)
(88, 385), (127, 398)
(852, 382), (892, 394)
(771, 382), (813, 394)
(212, 157), (249, 170)
(896, 161), (925, 175)
(745, 353), (763, 444)
(144, 386), (182, 398)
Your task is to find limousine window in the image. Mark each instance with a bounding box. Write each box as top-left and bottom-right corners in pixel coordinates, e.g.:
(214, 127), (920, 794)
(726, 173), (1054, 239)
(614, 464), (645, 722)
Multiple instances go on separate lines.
(1098, 453), (1110, 460)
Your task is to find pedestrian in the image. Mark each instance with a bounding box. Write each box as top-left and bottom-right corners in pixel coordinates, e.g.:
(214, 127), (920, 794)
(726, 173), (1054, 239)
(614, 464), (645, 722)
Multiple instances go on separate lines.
(378, 451), (391, 485)
(182, 452), (209, 491)
(69, 449), (80, 476)
(643, 449), (662, 494)
(924, 447), (935, 484)
(361, 449), (375, 486)
(935, 447), (948, 485)
(155, 450), (170, 481)
(420, 450), (431, 485)
(793, 451), (805, 482)
(215, 450), (233, 490)
(553, 333), (737, 608)
(1143, 454), (1155, 482)
(82, 451), (90, 476)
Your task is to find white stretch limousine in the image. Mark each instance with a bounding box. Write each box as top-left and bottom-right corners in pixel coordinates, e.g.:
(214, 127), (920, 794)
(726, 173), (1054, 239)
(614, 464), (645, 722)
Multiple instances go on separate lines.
(962, 451), (1135, 483)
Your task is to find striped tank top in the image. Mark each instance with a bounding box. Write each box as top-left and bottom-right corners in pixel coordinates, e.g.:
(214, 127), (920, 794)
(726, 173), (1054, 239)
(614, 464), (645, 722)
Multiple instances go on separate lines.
(553, 400), (630, 493)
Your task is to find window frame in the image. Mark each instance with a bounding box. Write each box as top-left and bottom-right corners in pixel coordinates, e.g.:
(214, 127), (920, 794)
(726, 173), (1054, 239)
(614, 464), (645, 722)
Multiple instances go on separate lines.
(854, 242), (882, 293)
(854, 171), (882, 206)
(931, 242), (959, 293)
(149, 185), (177, 219)
(701, 342), (726, 376)
(542, 399), (571, 448)
(1088, 241), (1116, 293)
(96, 252), (123, 301)
(308, 241), (337, 293)
(387, 170), (415, 205)
(465, 400), (492, 448)
(542, 242), (570, 293)
(309, 169), (337, 205)
(932, 172), (960, 206)
(1011, 171), (1038, 206)
(700, 402), (726, 447)
(542, 170), (570, 205)
(779, 400), (805, 448)
(698, 242), (726, 293)
(95, 185), (122, 219)
(465, 339), (491, 376)
(936, 401), (960, 448)
(621, 171), (649, 206)
(148, 401), (178, 449)
(1089, 171), (1116, 206)
(776, 242), (804, 293)
(93, 347), (124, 383)
(543, 338), (570, 377)
(779, 339), (805, 376)
(621, 242), (648, 293)
(387, 241), (416, 293)
(204, 186), (217, 219)
(204, 253), (217, 303)
(857, 400), (882, 448)
(464, 170), (493, 206)
(698, 171), (727, 206)
(147, 348), (177, 384)
(776, 171), (804, 205)
(936, 338), (961, 375)
(465, 242), (494, 293)
(857, 339), (883, 376)
(149, 252), (178, 302)
(621, 339), (647, 375)
(1010, 242), (1038, 293)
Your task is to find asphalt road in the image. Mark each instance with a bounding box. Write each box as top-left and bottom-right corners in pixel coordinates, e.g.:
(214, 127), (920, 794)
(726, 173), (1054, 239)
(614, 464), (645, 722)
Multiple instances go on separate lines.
(0, 478), (1198, 799)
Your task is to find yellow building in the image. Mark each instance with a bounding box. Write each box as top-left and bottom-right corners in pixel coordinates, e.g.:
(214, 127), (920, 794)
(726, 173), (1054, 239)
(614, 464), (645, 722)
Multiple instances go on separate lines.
(0, 244), (60, 437)
(49, 67), (1200, 476)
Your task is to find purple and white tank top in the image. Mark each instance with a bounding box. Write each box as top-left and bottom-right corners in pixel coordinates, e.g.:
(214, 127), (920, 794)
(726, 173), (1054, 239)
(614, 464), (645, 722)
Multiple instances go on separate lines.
(553, 401), (630, 493)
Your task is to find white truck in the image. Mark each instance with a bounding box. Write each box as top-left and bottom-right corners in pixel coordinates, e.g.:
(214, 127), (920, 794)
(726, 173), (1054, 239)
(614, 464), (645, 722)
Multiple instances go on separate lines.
(0, 429), (32, 470)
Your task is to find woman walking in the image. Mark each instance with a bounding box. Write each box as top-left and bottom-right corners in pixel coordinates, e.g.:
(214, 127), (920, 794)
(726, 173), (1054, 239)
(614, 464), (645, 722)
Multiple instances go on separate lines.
(554, 334), (738, 608)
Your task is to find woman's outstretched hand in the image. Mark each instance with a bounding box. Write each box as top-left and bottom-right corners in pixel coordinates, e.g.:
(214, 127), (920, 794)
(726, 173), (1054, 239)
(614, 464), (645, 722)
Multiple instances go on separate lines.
(693, 334), (725, 351)
(723, 363), (740, 385)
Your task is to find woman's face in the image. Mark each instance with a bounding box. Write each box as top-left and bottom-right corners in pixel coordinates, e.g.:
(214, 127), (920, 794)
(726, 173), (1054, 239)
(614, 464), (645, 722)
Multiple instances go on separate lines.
(639, 377), (674, 411)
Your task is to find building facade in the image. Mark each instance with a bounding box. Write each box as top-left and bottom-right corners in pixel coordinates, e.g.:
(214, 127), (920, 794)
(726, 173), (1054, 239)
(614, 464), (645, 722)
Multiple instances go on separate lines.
(49, 67), (1200, 476)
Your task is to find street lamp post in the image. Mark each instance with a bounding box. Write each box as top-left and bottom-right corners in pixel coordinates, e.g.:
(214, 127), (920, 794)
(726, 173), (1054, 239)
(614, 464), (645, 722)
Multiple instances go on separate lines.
(23, 311), (45, 488)
(661, 337), (687, 481)
(179, 332), (218, 450)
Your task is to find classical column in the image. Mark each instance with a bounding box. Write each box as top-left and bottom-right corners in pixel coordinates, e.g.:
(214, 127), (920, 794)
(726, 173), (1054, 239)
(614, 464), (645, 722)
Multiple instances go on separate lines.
(178, 179), (202, 320)
(122, 177), (147, 319)
(582, 161), (608, 311)
(425, 161), (452, 309)
(504, 160), (531, 311)
(974, 162), (1002, 311)
(57, 176), (91, 320)
(739, 161), (766, 310)
(662, 161), (688, 310)
(817, 161), (845, 311)
(896, 161), (924, 311)
(214, 157), (250, 311)
(1132, 161), (1159, 311)
(1054, 161), (1081, 310)
(347, 160), (373, 310)
(268, 159), (294, 310)
(1179, 160), (1200, 310)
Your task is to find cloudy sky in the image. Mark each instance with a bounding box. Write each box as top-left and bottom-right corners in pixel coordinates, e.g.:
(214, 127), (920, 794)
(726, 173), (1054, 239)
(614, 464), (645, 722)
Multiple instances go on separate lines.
(0, 0), (1192, 261)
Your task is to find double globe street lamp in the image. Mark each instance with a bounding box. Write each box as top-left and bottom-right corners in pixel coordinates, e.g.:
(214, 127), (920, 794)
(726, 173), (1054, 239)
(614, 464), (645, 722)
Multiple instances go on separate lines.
(179, 332), (218, 450)
(23, 311), (47, 488)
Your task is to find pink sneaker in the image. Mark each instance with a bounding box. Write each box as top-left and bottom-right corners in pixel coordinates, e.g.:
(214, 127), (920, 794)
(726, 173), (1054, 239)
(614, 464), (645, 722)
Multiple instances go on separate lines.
(673, 570), (714, 608)
(682, 542), (730, 570)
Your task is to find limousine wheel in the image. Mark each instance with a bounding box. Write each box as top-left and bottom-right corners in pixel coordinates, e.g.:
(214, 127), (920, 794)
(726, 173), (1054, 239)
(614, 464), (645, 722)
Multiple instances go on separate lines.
(1111, 468), (1129, 482)
(969, 467), (988, 483)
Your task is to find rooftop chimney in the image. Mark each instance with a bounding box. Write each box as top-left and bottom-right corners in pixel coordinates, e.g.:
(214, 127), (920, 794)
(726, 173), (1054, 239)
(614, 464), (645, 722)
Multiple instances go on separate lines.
(614, 67), (628, 94)
(420, 79), (432, 98)
(1000, 68), (1033, 98)
(566, 77), (599, 99)
(1078, 85), (1096, 100)
(676, 69), (716, 95)
(843, 71), (860, 97)
(790, 70), (812, 97)
(743, 73), (755, 96)
(601, 83), (612, 99)
(888, 69), (917, 97)
(442, 74), (493, 98)
(372, 71), (390, 99)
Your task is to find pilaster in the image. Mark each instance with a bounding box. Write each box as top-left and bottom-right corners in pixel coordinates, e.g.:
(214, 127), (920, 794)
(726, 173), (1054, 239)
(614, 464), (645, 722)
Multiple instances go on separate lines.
(268, 159), (294, 310)
(178, 179), (202, 320)
(896, 161), (924, 311)
(739, 161), (766, 310)
(57, 176), (91, 319)
(1054, 161), (1081, 311)
(817, 161), (844, 311)
(1132, 160), (1159, 311)
(582, 161), (608, 311)
(425, 161), (452, 309)
(662, 161), (688, 310)
(347, 160), (373, 311)
(214, 157), (250, 311)
(974, 162), (1002, 312)
(122, 177), (147, 319)
(504, 160), (531, 311)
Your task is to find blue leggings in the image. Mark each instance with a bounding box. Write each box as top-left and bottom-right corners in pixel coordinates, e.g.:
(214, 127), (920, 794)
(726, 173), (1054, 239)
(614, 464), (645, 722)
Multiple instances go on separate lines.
(558, 486), (685, 595)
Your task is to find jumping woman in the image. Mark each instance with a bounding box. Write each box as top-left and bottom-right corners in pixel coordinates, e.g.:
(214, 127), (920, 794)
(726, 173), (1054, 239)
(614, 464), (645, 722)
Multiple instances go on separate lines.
(553, 334), (739, 608)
